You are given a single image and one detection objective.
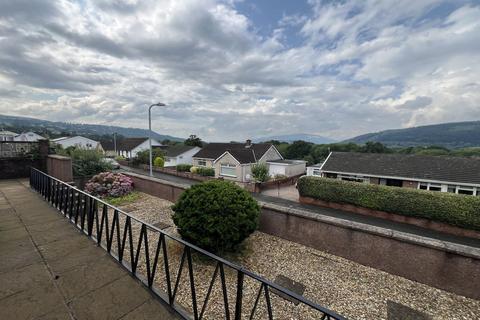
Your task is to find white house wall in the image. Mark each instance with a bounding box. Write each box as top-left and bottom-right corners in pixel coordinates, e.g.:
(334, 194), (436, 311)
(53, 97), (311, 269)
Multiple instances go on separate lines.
(130, 139), (161, 158)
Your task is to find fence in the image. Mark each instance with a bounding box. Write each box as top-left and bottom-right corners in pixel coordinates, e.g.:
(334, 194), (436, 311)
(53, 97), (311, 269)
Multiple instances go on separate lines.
(0, 141), (37, 158)
(30, 168), (345, 320)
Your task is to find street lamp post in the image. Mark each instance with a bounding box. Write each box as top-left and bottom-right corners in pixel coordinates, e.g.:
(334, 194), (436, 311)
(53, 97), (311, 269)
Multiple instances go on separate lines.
(148, 102), (166, 176)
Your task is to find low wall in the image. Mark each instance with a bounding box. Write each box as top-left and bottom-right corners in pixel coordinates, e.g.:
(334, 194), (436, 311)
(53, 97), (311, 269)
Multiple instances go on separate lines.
(256, 174), (302, 192)
(0, 158), (44, 179)
(141, 164), (214, 182)
(46, 155), (73, 182)
(122, 172), (480, 300)
(123, 172), (188, 202)
(259, 203), (480, 300)
(299, 195), (480, 240)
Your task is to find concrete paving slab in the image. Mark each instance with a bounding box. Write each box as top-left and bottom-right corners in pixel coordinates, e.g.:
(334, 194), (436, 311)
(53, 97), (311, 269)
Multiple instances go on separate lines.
(69, 275), (151, 320)
(0, 179), (180, 320)
(0, 280), (64, 319)
(56, 258), (126, 301)
(0, 262), (51, 299)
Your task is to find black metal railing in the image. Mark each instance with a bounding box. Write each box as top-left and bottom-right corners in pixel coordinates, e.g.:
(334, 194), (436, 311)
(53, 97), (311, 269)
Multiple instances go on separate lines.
(30, 168), (346, 320)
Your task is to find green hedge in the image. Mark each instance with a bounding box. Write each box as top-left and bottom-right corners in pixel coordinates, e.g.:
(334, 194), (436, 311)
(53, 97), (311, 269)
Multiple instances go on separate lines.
(197, 167), (215, 176)
(176, 164), (192, 172)
(297, 176), (480, 231)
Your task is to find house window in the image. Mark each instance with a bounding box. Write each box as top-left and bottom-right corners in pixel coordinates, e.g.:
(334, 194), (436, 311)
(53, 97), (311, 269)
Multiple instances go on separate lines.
(429, 183), (442, 192)
(313, 169), (321, 176)
(447, 185), (456, 193)
(339, 175), (369, 183)
(220, 164), (236, 177)
(197, 160), (207, 167)
(458, 187), (474, 195)
(419, 183), (428, 190)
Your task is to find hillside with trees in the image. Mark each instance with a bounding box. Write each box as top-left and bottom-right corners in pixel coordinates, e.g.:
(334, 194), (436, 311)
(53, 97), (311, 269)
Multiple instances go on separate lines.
(345, 121), (480, 149)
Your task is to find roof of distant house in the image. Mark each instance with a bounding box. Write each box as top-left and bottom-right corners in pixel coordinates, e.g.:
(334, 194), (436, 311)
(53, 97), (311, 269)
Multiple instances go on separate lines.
(321, 152), (480, 185)
(103, 137), (163, 151)
(193, 142), (279, 164)
(0, 130), (18, 136)
(163, 145), (198, 157)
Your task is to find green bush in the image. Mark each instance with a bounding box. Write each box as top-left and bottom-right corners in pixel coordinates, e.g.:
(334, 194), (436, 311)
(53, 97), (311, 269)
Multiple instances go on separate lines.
(251, 163), (270, 182)
(57, 148), (112, 177)
(154, 156), (165, 167)
(297, 177), (480, 231)
(172, 180), (260, 252)
(197, 167), (215, 176)
(115, 155), (126, 161)
(176, 164), (192, 172)
(134, 148), (164, 164)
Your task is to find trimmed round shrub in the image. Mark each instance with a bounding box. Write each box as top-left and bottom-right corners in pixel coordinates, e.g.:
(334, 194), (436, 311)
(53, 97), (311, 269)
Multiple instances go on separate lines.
(85, 172), (134, 198)
(190, 166), (198, 173)
(154, 156), (164, 167)
(172, 180), (260, 252)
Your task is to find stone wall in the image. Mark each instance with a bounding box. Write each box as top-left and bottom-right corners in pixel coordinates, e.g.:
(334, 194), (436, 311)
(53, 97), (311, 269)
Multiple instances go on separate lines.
(0, 140), (49, 179)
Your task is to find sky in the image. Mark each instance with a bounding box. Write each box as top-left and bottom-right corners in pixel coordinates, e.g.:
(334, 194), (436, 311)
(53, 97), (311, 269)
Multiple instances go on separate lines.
(0, 0), (479, 141)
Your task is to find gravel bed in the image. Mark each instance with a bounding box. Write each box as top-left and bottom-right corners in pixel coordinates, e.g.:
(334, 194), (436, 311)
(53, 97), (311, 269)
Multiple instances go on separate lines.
(102, 192), (480, 320)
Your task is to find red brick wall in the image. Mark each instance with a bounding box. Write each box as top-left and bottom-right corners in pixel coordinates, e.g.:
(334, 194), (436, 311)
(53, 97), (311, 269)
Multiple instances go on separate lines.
(402, 180), (418, 188)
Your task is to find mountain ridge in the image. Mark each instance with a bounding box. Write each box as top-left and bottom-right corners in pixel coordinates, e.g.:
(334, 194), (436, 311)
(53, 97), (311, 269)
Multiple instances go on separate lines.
(0, 114), (184, 142)
(255, 133), (336, 144)
(345, 121), (480, 148)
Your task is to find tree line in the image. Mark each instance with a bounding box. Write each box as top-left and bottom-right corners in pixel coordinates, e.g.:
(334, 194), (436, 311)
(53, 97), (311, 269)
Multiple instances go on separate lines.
(264, 140), (480, 165)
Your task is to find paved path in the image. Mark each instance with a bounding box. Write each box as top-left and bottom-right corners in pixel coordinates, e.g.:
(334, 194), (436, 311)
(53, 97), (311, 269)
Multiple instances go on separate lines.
(119, 165), (480, 249)
(0, 179), (181, 320)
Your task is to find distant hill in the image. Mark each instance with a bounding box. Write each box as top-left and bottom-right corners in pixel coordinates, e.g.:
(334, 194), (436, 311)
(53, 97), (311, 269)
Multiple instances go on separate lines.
(0, 114), (184, 142)
(255, 133), (336, 144)
(345, 121), (480, 149)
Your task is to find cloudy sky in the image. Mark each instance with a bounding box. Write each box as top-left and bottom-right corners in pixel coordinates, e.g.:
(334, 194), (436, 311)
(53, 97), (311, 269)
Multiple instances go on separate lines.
(0, 0), (479, 141)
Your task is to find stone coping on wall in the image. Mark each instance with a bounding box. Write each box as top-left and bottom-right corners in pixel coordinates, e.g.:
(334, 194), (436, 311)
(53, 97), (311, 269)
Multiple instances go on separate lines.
(259, 201), (480, 261)
(123, 172), (191, 190)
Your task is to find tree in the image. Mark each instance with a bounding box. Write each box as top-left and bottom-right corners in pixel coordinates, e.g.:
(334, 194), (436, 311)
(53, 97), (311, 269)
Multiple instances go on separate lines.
(284, 140), (313, 159)
(361, 141), (391, 153)
(251, 163), (270, 182)
(172, 180), (260, 252)
(133, 148), (164, 165)
(184, 134), (203, 147)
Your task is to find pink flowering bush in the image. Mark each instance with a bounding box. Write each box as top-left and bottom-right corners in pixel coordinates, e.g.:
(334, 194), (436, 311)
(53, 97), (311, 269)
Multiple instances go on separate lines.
(84, 172), (134, 198)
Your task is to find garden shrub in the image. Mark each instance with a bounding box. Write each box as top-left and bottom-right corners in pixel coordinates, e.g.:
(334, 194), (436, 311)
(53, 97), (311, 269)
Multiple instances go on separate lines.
(172, 180), (260, 252)
(85, 172), (134, 198)
(190, 166), (198, 173)
(115, 155), (126, 161)
(177, 164), (192, 172)
(57, 148), (112, 177)
(134, 148), (164, 164)
(251, 163), (270, 182)
(197, 167), (215, 176)
(297, 176), (480, 231)
(154, 156), (165, 167)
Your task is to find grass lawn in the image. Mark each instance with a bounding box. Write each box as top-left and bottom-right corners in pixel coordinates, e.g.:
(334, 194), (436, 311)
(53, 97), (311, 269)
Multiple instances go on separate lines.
(104, 191), (141, 207)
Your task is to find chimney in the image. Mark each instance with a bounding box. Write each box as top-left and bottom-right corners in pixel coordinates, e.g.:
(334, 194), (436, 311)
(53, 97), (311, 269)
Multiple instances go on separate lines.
(245, 139), (252, 148)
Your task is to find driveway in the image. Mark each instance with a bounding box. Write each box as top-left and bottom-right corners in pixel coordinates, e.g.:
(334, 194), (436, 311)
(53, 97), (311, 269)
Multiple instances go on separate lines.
(260, 184), (299, 202)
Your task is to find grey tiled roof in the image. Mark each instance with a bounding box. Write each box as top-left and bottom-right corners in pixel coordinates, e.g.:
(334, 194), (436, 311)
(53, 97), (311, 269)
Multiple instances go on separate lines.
(322, 152), (480, 185)
(193, 143), (274, 164)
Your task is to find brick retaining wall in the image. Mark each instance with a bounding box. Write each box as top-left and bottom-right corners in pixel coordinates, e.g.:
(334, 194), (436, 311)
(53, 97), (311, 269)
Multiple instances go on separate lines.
(299, 195), (480, 240)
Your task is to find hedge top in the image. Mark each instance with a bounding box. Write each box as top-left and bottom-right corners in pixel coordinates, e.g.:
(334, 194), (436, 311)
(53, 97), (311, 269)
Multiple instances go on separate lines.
(297, 176), (480, 231)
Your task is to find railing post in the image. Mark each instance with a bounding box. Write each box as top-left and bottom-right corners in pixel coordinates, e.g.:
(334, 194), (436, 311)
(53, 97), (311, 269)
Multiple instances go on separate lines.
(234, 270), (244, 320)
